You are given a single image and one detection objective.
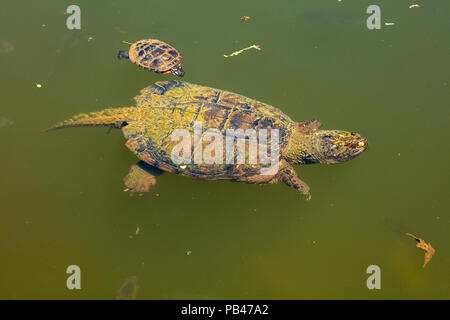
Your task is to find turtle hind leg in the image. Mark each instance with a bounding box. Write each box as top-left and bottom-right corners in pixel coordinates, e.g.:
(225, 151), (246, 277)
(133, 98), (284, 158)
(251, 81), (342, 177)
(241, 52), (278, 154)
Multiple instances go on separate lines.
(117, 50), (130, 60)
(123, 161), (164, 195)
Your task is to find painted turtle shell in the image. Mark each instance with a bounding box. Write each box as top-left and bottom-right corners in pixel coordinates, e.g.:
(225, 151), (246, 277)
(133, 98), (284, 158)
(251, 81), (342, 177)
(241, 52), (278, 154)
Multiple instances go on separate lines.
(126, 39), (184, 76)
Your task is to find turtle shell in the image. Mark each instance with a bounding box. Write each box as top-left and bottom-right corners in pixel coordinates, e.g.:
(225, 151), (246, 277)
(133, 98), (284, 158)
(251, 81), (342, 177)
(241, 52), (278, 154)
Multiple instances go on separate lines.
(128, 39), (182, 73)
(122, 81), (294, 179)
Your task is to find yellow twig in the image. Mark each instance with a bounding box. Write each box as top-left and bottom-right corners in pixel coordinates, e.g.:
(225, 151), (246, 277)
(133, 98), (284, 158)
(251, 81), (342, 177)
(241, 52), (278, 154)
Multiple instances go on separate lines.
(224, 44), (261, 58)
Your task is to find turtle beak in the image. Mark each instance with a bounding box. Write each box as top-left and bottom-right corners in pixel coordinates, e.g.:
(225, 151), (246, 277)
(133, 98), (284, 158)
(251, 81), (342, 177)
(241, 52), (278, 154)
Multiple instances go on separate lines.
(348, 136), (368, 157)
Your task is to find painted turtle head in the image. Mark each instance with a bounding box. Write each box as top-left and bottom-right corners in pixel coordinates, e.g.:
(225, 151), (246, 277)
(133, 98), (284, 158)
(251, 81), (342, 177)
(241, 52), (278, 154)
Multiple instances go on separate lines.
(171, 64), (185, 77)
(311, 130), (368, 164)
(117, 50), (130, 60)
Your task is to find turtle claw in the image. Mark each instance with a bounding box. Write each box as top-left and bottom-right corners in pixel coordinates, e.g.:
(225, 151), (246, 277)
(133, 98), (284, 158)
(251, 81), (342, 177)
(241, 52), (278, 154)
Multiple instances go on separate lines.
(298, 186), (311, 200)
(123, 188), (144, 197)
(301, 184), (311, 200)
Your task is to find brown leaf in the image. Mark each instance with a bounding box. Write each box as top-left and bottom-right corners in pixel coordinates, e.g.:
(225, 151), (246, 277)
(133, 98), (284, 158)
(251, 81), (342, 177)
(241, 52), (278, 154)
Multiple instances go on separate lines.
(405, 233), (435, 268)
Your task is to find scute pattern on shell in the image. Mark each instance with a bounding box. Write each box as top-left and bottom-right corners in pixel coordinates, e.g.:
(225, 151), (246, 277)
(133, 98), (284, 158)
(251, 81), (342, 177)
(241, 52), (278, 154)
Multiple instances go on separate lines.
(128, 39), (182, 73)
(122, 81), (294, 179)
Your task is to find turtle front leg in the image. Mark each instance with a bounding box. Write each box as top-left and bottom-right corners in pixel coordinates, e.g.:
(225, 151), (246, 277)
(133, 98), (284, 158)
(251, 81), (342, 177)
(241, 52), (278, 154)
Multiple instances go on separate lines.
(276, 160), (311, 199)
(238, 160), (311, 199)
(123, 161), (164, 194)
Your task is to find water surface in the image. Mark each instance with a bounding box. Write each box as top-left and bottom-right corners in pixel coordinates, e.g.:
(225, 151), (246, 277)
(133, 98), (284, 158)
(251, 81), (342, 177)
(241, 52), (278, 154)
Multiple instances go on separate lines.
(0, 0), (449, 299)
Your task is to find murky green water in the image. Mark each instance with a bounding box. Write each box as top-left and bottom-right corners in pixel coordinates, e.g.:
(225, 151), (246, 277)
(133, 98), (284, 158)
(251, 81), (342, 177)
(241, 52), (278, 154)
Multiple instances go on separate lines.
(1, 0), (449, 299)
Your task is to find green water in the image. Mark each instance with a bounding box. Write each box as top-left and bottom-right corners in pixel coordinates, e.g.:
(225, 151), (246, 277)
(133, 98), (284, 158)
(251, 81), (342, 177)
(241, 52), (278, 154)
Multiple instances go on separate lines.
(1, 0), (449, 299)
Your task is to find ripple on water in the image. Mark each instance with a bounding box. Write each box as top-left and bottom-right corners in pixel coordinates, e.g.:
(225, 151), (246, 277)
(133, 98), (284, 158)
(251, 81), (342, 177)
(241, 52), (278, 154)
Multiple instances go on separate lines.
(0, 117), (14, 128)
(0, 40), (14, 54)
(115, 276), (138, 300)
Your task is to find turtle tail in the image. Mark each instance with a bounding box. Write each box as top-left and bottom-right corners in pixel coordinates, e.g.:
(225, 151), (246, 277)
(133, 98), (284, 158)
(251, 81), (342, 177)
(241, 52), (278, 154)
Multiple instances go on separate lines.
(42, 107), (135, 133)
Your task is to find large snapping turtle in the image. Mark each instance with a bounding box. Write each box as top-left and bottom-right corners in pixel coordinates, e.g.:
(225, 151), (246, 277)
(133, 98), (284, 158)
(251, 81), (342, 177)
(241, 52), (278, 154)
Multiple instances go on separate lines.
(44, 81), (368, 199)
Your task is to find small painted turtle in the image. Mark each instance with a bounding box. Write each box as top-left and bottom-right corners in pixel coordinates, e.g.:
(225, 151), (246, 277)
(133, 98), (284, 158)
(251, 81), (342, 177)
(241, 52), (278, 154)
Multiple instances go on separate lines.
(118, 39), (184, 77)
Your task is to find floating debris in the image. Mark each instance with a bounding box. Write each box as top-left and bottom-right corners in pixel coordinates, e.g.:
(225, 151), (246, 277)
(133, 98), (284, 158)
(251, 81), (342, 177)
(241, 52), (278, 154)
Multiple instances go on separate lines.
(0, 117), (14, 128)
(409, 4), (421, 9)
(0, 40), (14, 54)
(240, 16), (251, 22)
(385, 22), (395, 26)
(42, 24), (46, 28)
(36, 83), (42, 88)
(224, 44), (261, 58)
(116, 276), (138, 300)
(405, 233), (435, 268)
(186, 250), (192, 256)
(135, 227), (140, 235)
(87, 36), (94, 42)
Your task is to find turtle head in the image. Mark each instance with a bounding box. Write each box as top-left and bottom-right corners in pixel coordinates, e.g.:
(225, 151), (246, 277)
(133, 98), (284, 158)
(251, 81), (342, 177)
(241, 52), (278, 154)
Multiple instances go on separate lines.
(309, 130), (368, 164)
(117, 50), (130, 60)
(284, 121), (368, 165)
(171, 64), (185, 77)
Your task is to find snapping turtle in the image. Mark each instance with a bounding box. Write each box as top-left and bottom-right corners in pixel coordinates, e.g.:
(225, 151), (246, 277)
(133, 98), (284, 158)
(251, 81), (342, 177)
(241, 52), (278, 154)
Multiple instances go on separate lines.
(44, 81), (367, 198)
(118, 39), (184, 77)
